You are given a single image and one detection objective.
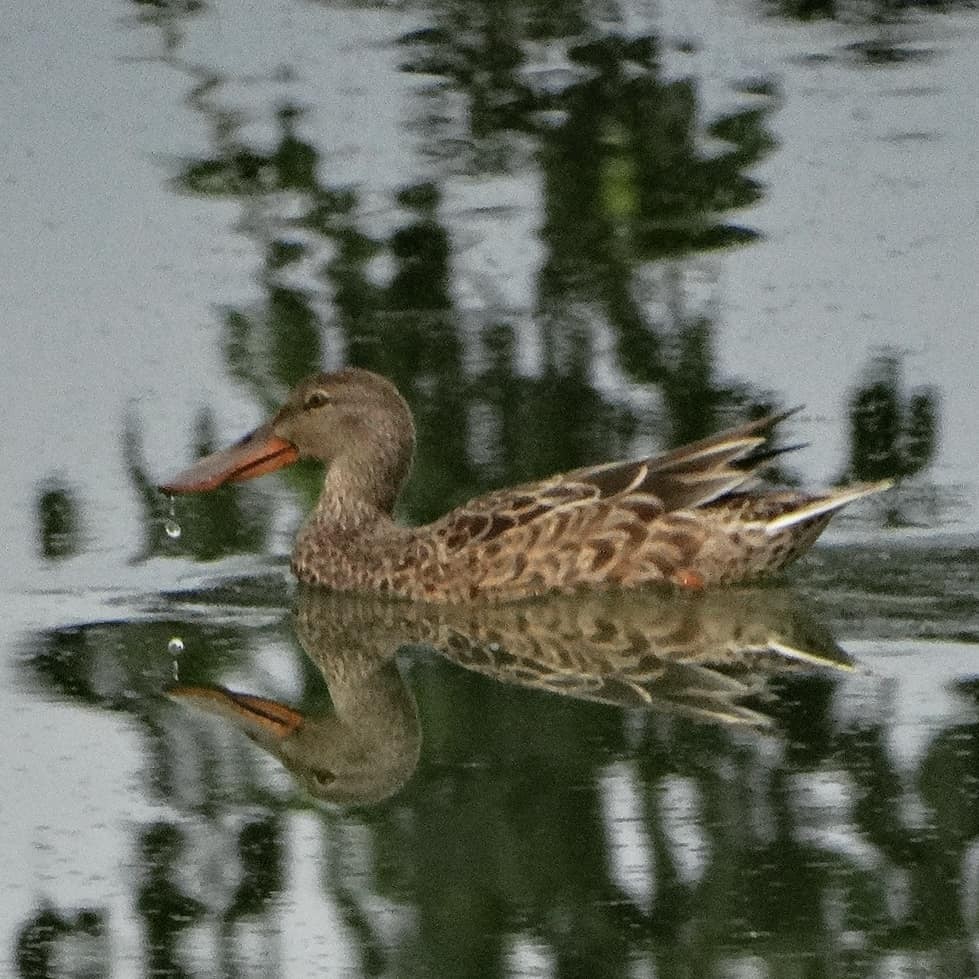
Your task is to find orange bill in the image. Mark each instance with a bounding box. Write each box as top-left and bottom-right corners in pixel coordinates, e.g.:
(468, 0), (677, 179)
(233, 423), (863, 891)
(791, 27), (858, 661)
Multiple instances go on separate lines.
(167, 685), (304, 740)
(159, 423), (299, 494)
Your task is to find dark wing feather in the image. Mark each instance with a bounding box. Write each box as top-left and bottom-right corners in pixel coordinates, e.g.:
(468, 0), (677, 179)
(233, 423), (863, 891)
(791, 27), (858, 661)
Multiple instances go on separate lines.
(431, 411), (796, 555)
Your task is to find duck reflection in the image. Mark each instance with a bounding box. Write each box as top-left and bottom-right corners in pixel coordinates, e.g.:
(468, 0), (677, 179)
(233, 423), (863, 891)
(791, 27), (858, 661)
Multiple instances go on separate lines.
(168, 597), (421, 806)
(168, 586), (853, 806)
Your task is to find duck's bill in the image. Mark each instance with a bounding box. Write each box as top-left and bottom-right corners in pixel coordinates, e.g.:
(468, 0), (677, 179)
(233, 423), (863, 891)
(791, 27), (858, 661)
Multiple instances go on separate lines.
(167, 686), (304, 740)
(159, 424), (299, 494)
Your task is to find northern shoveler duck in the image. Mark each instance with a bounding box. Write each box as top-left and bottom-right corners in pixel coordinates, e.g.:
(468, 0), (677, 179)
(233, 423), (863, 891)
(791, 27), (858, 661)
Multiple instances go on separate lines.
(160, 368), (890, 602)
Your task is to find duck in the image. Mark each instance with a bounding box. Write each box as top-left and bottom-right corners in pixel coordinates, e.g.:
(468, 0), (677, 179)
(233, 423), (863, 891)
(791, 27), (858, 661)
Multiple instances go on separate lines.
(159, 368), (890, 602)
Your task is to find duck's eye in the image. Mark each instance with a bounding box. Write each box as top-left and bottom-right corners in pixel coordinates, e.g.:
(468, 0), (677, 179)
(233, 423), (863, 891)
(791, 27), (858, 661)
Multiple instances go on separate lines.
(303, 391), (332, 410)
(310, 768), (336, 788)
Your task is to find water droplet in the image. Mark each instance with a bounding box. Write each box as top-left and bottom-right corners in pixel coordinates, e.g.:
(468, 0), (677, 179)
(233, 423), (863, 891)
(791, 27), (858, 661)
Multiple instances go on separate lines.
(164, 496), (181, 539)
(168, 637), (184, 655)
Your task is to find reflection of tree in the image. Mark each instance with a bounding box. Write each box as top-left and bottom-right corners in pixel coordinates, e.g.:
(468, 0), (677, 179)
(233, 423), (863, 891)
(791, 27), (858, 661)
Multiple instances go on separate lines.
(147, 9), (785, 556)
(15, 903), (69, 979)
(128, 0), (205, 55)
(138, 823), (205, 979)
(19, 613), (296, 978)
(221, 817), (286, 976)
(533, 33), (775, 410)
(399, 7), (532, 174)
(124, 408), (271, 562)
(17, 581), (979, 975)
(36, 477), (81, 560)
(476, 320), (636, 486)
(399, 671), (638, 979)
(179, 102), (325, 399)
(160, 8), (783, 535)
(770, 0), (971, 22)
(14, 903), (107, 979)
(843, 722), (970, 953)
(382, 185), (476, 522)
(845, 352), (939, 482)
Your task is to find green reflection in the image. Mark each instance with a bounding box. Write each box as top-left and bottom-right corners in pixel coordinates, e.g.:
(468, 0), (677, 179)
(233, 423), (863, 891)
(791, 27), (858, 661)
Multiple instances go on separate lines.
(14, 903), (106, 979)
(152, 9), (788, 554)
(164, 586), (857, 979)
(846, 352), (939, 483)
(137, 822), (205, 979)
(125, 409), (272, 562)
(16, 558), (979, 975)
(15, 903), (70, 979)
(35, 477), (81, 560)
(770, 0), (971, 21)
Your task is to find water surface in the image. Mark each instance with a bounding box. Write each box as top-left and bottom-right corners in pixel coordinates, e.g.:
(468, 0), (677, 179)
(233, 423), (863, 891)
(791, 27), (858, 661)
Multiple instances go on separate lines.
(4, 0), (979, 975)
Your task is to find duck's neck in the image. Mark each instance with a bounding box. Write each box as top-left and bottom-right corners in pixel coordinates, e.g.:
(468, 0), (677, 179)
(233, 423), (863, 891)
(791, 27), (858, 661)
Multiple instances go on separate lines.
(313, 441), (412, 533)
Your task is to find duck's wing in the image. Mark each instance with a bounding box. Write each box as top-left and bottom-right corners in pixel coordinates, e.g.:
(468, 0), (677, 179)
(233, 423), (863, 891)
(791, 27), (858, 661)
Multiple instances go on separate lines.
(430, 411), (795, 550)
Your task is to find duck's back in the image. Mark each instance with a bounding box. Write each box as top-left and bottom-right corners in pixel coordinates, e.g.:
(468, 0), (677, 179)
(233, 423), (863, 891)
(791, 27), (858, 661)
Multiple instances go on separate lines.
(419, 488), (838, 601)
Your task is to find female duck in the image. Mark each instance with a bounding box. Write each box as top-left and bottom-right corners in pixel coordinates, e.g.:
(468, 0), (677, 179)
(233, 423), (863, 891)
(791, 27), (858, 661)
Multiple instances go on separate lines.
(160, 369), (888, 602)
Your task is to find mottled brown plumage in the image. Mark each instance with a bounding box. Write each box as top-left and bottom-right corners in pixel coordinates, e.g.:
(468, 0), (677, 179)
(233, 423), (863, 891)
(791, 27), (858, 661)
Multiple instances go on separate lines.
(166, 586), (853, 804)
(160, 368), (890, 602)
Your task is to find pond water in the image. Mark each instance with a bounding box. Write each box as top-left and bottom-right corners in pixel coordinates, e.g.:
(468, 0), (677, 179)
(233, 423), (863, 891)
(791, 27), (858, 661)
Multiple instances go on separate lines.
(3, 0), (979, 976)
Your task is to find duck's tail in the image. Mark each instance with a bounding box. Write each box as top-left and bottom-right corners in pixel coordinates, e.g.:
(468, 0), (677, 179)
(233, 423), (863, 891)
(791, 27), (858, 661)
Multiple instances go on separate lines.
(764, 480), (893, 535)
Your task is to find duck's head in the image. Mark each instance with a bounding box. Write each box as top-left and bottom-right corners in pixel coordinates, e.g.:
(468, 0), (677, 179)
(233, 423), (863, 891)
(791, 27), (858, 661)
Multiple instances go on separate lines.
(159, 369), (415, 510)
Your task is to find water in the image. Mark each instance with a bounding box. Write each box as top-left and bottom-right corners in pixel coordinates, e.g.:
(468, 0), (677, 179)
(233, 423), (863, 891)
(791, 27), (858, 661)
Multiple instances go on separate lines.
(2, 0), (978, 976)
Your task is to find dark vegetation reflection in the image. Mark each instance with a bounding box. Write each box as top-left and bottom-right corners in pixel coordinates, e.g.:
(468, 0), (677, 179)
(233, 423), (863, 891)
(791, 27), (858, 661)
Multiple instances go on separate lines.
(19, 580), (979, 976)
(121, 0), (948, 546)
(18, 0), (976, 974)
(126, 8), (946, 545)
(36, 478), (81, 560)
